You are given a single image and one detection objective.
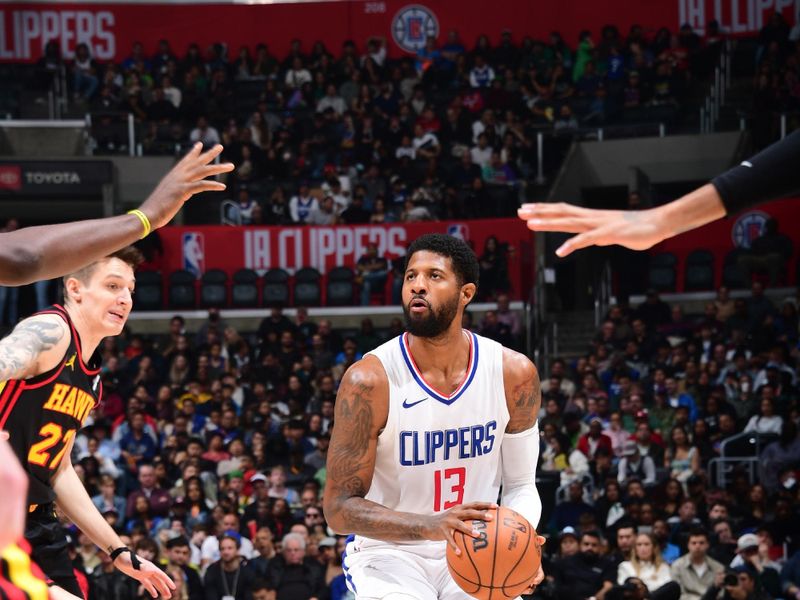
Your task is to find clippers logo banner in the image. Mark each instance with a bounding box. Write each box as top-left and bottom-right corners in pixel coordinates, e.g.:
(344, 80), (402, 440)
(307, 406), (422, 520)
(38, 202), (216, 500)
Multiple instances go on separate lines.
(1, 1), (794, 63)
(158, 219), (534, 299)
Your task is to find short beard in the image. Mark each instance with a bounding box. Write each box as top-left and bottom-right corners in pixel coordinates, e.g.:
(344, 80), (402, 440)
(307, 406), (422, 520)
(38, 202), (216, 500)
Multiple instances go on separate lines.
(403, 293), (460, 338)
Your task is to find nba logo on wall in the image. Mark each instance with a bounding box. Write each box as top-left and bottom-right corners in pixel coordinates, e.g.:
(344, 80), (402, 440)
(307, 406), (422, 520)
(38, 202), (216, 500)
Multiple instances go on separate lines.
(392, 5), (438, 53)
(732, 211), (768, 249)
(182, 232), (205, 277)
(447, 223), (470, 241)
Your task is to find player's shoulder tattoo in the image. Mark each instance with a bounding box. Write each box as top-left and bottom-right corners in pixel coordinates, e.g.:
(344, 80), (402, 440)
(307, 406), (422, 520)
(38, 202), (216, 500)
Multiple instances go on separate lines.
(503, 348), (540, 434)
(0, 315), (67, 381)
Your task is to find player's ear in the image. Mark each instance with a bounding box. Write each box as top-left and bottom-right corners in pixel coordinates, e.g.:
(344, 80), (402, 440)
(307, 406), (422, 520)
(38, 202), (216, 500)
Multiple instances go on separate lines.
(461, 282), (477, 305)
(64, 276), (82, 304)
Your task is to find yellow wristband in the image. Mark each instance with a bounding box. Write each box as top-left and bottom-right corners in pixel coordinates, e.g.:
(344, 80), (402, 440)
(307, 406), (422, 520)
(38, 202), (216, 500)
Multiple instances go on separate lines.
(127, 209), (151, 239)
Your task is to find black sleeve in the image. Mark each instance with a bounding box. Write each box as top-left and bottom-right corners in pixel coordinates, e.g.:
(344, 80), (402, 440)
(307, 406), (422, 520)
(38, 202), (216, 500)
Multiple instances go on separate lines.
(711, 129), (800, 215)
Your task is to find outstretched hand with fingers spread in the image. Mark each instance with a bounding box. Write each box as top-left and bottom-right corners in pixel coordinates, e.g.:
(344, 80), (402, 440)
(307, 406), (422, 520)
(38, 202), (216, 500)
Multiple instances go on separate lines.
(140, 143), (234, 230)
(518, 203), (669, 257)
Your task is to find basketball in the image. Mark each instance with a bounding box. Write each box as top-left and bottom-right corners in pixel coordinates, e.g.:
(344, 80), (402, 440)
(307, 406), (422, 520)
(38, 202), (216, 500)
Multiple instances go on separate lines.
(446, 506), (541, 600)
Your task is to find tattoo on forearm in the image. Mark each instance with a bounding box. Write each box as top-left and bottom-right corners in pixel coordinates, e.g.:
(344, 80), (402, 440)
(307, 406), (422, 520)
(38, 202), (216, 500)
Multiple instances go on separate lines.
(507, 367), (540, 434)
(327, 381), (374, 483)
(0, 319), (65, 380)
(328, 376), (426, 540)
(341, 498), (427, 540)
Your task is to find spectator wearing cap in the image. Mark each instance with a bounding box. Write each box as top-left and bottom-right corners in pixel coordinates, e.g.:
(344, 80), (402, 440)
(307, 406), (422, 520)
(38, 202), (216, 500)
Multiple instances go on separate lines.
(266, 532), (327, 600)
(671, 528), (725, 600)
(552, 530), (616, 600)
(618, 440), (657, 486)
(558, 527), (580, 558)
(166, 536), (205, 600)
(201, 513), (256, 573)
(324, 537), (348, 595)
(203, 533), (257, 600)
(316, 536), (337, 571)
(729, 534), (782, 597)
(92, 474), (127, 518)
(578, 417), (614, 460)
(127, 462), (172, 520)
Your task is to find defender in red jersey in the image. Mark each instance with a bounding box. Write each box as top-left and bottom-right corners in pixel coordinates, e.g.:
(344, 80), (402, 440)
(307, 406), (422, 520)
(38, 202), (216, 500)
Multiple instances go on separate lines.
(0, 247), (174, 600)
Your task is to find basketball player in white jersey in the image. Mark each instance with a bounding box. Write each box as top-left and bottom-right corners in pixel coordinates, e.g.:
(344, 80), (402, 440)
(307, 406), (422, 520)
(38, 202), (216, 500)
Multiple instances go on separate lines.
(324, 234), (544, 600)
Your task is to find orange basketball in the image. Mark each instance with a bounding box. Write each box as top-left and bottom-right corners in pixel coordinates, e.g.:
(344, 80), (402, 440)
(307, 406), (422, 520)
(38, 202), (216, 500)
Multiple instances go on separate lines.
(446, 506), (541, 600)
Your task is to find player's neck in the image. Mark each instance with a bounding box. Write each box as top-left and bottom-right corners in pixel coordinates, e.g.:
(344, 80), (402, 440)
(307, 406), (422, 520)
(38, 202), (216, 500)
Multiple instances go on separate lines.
(407, 325), (469, 375)
(64, 303), (103, 357)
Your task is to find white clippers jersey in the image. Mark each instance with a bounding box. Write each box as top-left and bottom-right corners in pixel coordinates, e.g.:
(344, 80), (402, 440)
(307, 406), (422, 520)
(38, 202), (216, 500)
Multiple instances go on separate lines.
(356, 330), (509, 555)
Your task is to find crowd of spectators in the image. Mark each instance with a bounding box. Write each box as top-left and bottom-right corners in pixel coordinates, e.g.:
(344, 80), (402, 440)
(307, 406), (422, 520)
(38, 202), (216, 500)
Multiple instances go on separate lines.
(45, 22), (724, 225)
(539, 282), (800, 600)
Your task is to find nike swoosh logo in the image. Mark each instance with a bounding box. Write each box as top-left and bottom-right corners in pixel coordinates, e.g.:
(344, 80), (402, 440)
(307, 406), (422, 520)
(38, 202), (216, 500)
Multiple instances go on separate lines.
(402, 397), (428, 408)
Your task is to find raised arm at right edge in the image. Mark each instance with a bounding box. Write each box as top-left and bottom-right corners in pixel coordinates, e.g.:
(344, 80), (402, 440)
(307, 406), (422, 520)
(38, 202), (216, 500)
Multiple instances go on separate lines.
(323, 357), (493, 549)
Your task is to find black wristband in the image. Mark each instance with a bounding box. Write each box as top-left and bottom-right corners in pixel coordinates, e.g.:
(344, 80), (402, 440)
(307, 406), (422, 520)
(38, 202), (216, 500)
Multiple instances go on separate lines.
(110, 546), (142, 570)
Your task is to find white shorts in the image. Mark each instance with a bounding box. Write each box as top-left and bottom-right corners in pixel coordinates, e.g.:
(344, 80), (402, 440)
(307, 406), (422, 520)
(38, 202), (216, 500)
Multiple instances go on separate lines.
(343, 539), (472, 600)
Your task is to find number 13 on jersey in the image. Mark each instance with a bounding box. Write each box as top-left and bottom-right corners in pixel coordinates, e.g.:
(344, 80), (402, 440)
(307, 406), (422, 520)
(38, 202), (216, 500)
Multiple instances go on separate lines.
(433, 467), (466, 511)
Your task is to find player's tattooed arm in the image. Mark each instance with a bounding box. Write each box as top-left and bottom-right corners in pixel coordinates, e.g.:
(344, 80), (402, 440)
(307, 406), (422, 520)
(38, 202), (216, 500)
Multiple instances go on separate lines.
(503, 348), (541, 434)
(324, 357), (426, 540)
(0, 315), (68, 381)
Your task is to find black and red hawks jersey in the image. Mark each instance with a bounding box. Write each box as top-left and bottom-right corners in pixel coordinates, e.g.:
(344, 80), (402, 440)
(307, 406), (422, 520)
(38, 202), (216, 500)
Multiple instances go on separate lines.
(0, 305), (102, 506)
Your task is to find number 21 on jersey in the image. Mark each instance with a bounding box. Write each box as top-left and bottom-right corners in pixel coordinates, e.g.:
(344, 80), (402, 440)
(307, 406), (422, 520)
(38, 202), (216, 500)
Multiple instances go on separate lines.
(28, 423), (75, 470)
(433, 467), (465, 511)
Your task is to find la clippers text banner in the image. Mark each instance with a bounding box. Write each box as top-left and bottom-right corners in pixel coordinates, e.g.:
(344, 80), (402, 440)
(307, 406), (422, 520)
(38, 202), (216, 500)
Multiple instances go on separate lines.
(1, 0), (796, 63)
(0, 159), (112, 196)
(158, 218), (534, 299)
(652, 197), (800, 291)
